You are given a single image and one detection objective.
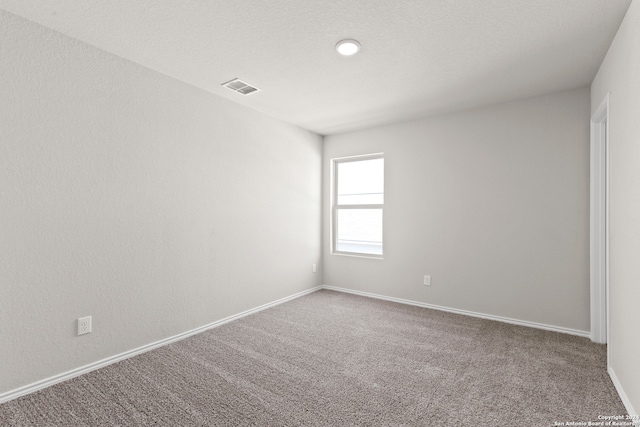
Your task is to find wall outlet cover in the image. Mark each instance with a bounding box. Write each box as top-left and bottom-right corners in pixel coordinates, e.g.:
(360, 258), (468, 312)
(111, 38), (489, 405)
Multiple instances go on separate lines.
(77, 316), (92, 336)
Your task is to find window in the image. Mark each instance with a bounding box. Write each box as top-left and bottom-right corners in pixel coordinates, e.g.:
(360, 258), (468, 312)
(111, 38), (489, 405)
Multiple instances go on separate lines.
(332, 154), (384, 257)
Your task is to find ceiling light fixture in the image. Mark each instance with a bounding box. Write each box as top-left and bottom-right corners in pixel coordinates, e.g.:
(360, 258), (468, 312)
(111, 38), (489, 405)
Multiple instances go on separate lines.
(336, 39), (360, 56)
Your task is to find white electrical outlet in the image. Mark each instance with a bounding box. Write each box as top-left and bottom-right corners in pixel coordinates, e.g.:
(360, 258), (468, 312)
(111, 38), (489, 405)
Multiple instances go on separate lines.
(423, 275), (431, 286)
(312, 263), (317, 273)
(77, 316), (92, 336)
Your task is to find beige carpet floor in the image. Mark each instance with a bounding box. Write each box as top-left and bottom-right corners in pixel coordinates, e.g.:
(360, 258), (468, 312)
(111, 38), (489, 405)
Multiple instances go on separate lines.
(0, 289), (627, 426)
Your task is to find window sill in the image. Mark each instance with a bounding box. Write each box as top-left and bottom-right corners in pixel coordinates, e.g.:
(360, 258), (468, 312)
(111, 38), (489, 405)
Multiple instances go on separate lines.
(331, 252), (384, 260)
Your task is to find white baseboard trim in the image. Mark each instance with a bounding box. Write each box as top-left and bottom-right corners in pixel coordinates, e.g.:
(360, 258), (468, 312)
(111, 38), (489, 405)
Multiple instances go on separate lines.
(609, 367), (640, 425)
(0, 286), (322, 405)
(321, 285), (590, 338)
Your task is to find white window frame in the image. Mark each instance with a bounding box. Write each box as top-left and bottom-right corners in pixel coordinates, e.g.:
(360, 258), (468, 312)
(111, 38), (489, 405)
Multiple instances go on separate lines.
(331, 153), (384, 258)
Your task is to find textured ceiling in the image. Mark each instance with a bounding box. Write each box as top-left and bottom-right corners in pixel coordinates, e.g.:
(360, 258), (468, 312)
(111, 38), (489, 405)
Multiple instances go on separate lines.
(0, 0), (632, 135)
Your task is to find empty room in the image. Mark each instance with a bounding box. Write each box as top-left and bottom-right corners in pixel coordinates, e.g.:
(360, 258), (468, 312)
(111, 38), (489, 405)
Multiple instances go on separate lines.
(1, 1), (639, 426)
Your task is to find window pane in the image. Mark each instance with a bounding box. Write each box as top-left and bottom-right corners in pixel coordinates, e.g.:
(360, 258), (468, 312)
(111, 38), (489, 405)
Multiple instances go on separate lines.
(337, 158), (384, 205)
(336, 209), (382, 255)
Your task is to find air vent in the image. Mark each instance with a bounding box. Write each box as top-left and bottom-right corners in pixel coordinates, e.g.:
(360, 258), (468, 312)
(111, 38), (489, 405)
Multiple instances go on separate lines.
(221, 78), (260, 95)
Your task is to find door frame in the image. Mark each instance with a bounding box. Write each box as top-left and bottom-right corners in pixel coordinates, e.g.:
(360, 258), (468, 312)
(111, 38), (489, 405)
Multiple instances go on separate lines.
(590, 94), (609, 345)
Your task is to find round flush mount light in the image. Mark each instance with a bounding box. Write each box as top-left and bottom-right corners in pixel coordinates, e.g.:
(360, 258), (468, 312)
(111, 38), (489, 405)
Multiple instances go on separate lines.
(336, 39), (360, 56)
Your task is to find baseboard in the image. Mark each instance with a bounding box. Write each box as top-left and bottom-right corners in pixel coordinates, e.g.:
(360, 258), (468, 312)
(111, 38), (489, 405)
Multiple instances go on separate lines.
(609, 367), (640, 425)
(0, 286), (322, 405)
(321, 285), (590, 338)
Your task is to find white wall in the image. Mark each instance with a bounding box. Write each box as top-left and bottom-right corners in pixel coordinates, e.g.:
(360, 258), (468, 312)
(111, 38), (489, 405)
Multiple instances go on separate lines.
(323, 87), (591, 333)
(0, 10), (322, 396)
(591, 0), (640, 415)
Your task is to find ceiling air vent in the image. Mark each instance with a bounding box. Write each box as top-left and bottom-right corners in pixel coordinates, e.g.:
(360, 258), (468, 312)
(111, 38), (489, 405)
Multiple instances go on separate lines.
(221, 78), (260, 95)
